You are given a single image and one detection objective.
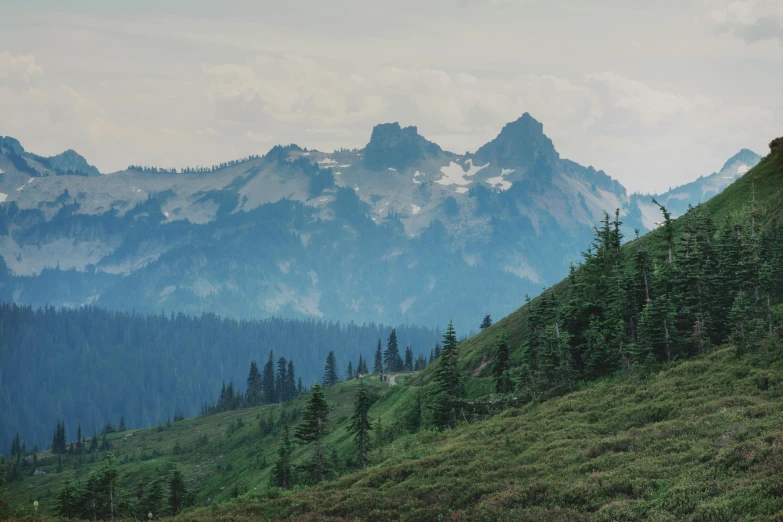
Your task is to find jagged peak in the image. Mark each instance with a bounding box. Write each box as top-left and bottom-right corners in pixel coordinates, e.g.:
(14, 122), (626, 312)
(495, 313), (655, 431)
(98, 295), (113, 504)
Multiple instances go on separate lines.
(472, 113), (559, 169)
(363, 122), (443, 171)
(719, 148), (761, 173)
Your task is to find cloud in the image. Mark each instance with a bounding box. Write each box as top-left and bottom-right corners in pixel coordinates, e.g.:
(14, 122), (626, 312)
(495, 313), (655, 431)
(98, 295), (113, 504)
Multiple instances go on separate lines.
(708, 0), (783, 44)
(244, 131), (274, 143)
(0, 50), (44, 83)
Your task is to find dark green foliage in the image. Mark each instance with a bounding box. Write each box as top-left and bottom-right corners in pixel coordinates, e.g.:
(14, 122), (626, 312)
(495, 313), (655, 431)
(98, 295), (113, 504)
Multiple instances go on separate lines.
(356, 354), (368, 375)
(277, 357), (289, 401)
(480, 314), (492, 330)
(383, 329), (402, 372)
(263, 351), (277, 404)
(52, 419), (66, 454)
(348, 382), (372, 469)
(346, 361), (354, 381)
(245, 361), (263, 406)
(0, 304), (438, 453)
(373, 339), (383, 374)
(168, 466), (188, 515)
(141, 479), (165, 519)
(432, 321), (464, 429)
(118, 416), (126, 432)
(492, 329), (513, 394)
(295, 383), (330, 483)
(323, 351), (339, 387)
(270, 425), (293, 489)
(0, 456), (6, 520)
(404, 346), (414, 372)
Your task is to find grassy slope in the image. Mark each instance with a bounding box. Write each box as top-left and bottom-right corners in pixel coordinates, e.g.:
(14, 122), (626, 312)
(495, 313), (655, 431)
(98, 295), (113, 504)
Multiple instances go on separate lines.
(453, 143), (783, 375)
(4, 377), (422, 518)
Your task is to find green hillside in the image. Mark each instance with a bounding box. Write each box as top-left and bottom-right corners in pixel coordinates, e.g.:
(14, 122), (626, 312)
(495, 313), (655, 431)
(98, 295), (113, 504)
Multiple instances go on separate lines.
(2, 139), (782, 521)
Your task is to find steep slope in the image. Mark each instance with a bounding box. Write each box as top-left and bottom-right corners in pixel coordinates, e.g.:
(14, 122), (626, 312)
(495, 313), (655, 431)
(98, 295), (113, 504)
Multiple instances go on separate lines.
(455, 138), (781, 374)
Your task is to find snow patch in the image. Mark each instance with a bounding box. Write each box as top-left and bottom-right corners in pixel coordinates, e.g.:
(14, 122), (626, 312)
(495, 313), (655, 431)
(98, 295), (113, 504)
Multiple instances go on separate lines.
(317, 158), (337, 165)
(336, 164), (351, 168)
(411, 204), (421, 215)
(163, 211), (169, 218)
(736, 163), (750, 174)
(334, 171), (341, 176)
(0, 169), (4, 174)
(400, 297), (416, 313)
(486, 168), (514, 191)
(436, 161), (489, 187)
(455, 187), (468, 194)
(0, 193), (7, 203)
(388, 167), (397, 172)
(16, 178), (34, 192)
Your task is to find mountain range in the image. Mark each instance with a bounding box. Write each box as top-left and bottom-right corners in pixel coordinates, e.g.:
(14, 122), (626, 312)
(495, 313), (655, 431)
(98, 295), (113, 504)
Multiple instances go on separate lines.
(0, 114), (760, 328)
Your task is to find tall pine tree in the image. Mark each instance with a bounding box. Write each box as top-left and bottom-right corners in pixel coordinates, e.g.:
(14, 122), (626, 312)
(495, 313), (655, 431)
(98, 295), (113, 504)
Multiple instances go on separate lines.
(295, 383), (330, 483)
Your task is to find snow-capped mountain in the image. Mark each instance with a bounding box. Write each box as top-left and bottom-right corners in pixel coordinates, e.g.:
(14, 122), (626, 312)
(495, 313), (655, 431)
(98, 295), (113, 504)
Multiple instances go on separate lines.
(0, 115), (758, 329)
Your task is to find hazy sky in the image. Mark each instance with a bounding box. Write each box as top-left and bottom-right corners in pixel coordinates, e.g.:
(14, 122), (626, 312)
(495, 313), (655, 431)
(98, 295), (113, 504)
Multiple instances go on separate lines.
(1, 0), (781, 193)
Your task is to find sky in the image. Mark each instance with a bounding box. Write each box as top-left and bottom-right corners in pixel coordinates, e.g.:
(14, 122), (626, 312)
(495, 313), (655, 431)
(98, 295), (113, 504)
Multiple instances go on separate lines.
(0, 0), (781, 194)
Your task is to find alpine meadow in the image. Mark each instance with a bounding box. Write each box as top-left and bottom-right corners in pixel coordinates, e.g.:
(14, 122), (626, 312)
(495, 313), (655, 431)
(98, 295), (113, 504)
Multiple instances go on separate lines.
(2, 2), (783, 521)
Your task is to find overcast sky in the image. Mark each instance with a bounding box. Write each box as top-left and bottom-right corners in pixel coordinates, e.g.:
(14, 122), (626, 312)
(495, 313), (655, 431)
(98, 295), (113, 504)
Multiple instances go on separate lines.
(1, 0), (781, 193)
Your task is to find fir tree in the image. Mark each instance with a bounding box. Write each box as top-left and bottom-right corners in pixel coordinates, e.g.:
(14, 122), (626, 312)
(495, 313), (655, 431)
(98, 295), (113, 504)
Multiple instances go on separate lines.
(168, 466), (187, 515)
(433, 321), (464, 429)
(295, 383), (330, 483)
(480, 314), (492, 330)
(245, 361), (263, 406)
(270, 426), (293, 489)
(348, 382), (372, 469)
(383, 329), (401, 372)
(323, 351), (339, 386)
(404, 346), (414, 372)
(492, 329), (513, 393)
(373, 339), (383, 374)
(262, 351), (277, 404)
(286, 360), (297, 401)
(99, 453), (118, 520)
(141, 479), (164, 520)
(277, 357), (289, 402)
(346, 361), (354, 381)
(118, 417), (126, 432)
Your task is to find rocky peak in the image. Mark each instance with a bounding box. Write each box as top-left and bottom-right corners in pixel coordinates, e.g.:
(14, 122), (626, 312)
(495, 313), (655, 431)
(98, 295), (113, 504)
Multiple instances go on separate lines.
(472, 113), (559, 169)
(363, 122), (443, 171)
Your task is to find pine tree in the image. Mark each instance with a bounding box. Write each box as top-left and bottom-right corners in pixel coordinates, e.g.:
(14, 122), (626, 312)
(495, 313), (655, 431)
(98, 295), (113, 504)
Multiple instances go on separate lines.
(383, 329), (400, 372)
(277, 357), (288, 402)
(492, 329), (513, 393)
(323, 351), (339, 386)
(295, 383), (330, 483)
(286, 360), (297, 401)
(262, 351), (277, 404)
(270, 426), (293, 489)
(245, 361), (263, 406)
(89, 430), (99, 453)
(168, 466), (187, 515)
(348, 382), (372, 469)
(373, 339), (383, 374)
(76, 423), (83, 454)
(433, 321), (464, 429)
(99, 453), (118, 520)
(404, 346), (414, 372)
(480, 314), (492, 330)
(141, 479), (164, 520)
(346, 361), (354, 381)
(356, 354), (367, 375)
(118, 417), (126, 432)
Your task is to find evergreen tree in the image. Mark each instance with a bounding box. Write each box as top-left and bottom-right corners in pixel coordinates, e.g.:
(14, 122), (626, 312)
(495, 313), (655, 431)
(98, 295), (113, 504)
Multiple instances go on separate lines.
(373, 339), (383, 374)
(245, 361), (263, 406)
(295, 383), (330, 483)
(262, 351), (277, 404)
(356, 354), (368, 375)
(118, 417), (126, 432)
(323, 351), (339, 386)
(270, 426), (293, 489)
(141, 479), (164, 520)
(168, 466), (187, 515)
(480, 314), (492, 330)
(277, 357), (289, 402)
(76, 423), (83, 454)
(89, 430), (99, 453)
(0, 456), (7, 520)
(434, 343), (441, 359)
(492, 329), (513, 393)
(348, 382), (372, 469)
(404, 346), (414, 372)
(105, 454), (119, 519)
(346, 361), (354, 381)
(384, 329), (401, 372)
(286, 360), (297, 401)
(433, 321), (464, 429)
